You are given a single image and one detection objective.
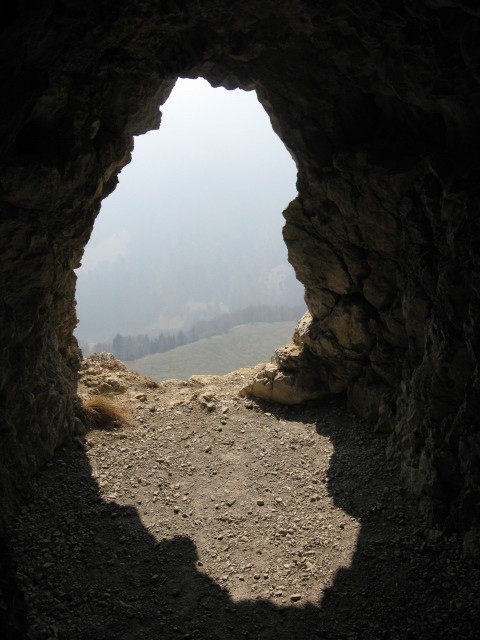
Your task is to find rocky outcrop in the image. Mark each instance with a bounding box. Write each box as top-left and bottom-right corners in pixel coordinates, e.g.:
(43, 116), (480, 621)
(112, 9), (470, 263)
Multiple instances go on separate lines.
(1, 0), (480, 583)
(240, 312), (329, 404)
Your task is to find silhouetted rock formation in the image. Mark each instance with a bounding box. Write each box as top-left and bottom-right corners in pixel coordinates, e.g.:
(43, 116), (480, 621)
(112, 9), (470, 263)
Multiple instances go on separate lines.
(1, 1), (480, 626)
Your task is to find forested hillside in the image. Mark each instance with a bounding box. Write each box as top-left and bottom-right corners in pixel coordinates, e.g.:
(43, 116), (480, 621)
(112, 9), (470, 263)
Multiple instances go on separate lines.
(129, 320), (298, 380)
(83, 304), (305, 361)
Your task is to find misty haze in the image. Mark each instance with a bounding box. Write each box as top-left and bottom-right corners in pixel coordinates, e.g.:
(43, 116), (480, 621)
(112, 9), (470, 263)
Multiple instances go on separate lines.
(75, 78), (305, 370)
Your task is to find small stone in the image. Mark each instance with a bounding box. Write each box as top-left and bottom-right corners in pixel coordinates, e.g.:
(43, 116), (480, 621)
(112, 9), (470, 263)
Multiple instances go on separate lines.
(290, 593), (302, 602)
(226, 499), (236, 507)
(205, 445), (212, 453)
(173, 506), (180, 514)
(257, 499), (265, 506)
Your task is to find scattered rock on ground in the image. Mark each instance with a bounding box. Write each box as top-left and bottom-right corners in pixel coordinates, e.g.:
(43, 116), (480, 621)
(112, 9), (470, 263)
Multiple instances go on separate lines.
(10, 354), (480, 640)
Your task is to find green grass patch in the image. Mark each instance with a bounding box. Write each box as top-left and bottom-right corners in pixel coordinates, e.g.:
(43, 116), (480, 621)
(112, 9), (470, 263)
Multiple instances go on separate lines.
(128, 321), (296, 381)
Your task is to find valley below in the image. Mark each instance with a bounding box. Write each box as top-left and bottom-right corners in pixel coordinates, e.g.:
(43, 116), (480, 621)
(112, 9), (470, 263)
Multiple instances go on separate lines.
(129, 321), (298, 381)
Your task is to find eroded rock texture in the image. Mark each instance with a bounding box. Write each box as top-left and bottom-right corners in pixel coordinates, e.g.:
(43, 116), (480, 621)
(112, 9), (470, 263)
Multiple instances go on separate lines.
(1, 0), (480, 587)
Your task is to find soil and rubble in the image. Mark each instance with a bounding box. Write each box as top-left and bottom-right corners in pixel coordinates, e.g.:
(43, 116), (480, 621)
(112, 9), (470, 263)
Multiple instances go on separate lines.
(10, 354), (480, 640)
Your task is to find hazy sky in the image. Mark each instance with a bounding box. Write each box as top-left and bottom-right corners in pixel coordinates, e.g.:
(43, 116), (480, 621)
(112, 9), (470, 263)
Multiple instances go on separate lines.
(75, 78), (303, 343)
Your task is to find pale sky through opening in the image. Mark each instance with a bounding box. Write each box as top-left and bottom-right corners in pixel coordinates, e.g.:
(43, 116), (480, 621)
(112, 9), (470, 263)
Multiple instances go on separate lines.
(75, 77), (302, 344)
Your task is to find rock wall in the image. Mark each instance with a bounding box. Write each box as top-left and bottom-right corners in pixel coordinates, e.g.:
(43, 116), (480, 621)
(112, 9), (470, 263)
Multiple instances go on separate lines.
(1, 0), (480, 560)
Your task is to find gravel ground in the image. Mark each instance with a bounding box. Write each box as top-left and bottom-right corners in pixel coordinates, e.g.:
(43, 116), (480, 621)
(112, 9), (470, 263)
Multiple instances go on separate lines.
(10, 354), (480, 640)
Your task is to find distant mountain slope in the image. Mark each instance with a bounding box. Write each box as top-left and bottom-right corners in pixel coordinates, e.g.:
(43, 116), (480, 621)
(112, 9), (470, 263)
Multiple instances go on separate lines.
(128, 321), (296, 381)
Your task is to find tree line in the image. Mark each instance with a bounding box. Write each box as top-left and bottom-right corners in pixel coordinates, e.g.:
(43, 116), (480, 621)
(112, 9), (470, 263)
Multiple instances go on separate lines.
(83, 304), (305, 362)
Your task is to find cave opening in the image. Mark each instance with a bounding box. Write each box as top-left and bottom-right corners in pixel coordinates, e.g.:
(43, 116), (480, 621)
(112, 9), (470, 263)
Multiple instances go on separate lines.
(75, 77), (304, 377)
(2, 2), (480, 636)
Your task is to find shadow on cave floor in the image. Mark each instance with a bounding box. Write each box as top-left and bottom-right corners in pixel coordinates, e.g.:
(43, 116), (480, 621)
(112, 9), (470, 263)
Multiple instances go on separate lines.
(9, 396), (480, 640)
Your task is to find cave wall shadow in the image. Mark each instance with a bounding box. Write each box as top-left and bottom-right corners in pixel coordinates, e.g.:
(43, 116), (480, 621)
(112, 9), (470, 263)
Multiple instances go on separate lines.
(12, 400), (479, 640)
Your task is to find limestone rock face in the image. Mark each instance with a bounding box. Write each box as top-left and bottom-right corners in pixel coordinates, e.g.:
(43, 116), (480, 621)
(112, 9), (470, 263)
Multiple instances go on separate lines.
(240, 341), (328, 405)
(79, 352), (129, 395)
(1, 0), (480, 567)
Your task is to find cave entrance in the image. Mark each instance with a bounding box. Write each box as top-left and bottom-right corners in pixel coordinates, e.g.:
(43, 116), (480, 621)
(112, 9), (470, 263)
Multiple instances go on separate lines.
(75, 77), (304, 378)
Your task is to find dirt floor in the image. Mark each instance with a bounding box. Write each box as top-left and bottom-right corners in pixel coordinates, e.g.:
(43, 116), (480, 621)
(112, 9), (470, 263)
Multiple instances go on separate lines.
(10, 354), (480, 640)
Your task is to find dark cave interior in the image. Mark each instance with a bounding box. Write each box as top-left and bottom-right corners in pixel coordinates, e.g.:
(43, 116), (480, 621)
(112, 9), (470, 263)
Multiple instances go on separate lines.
(1, 1), (480, 635)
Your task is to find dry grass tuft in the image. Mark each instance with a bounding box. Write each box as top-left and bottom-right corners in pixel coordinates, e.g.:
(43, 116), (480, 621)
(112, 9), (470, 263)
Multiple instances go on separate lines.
(82, 395), (129, 431)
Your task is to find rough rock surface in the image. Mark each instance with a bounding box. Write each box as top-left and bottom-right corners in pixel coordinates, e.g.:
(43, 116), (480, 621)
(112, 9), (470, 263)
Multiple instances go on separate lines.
(240, 313), (329, 404)
(1, 1), (480, 632)
(9, 355), (480, 639)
